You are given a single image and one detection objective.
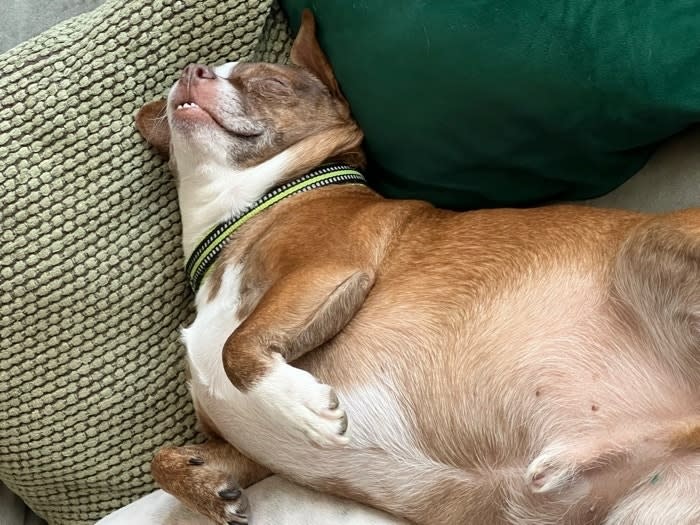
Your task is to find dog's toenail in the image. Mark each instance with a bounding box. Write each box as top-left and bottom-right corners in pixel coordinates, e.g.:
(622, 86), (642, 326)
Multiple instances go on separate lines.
(188, 457), (204, 465)
(329, 390), (339, 410)
(339, 412), (348, 434)
(219, 488), (242, 500)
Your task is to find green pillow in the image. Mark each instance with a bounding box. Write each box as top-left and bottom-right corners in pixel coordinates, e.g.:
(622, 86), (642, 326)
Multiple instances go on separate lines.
(0, 1), (291, 524)
(281, 1), (700, 209)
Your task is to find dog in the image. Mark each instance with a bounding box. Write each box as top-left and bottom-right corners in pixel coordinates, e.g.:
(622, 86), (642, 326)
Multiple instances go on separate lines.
(132, 10), (700, 525)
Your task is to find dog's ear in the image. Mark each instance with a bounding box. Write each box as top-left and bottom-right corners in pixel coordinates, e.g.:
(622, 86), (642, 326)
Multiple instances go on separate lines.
(135, 98), (171, 157)
(290, 9), (347, 105)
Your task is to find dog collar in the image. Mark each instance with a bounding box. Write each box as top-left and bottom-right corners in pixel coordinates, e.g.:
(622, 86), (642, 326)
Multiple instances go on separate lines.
(184, 164), (366, 293)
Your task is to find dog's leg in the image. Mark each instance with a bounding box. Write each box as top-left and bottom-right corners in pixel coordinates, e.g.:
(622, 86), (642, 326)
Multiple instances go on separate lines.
(611, 210), (700, 375)
(526, 417), (700, 493)
(151, 439), (271, 525)
(523, 214), (700, 520)
(222, 267), (375, 447)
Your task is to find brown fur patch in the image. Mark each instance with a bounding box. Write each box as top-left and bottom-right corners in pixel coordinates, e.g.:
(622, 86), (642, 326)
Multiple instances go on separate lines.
(290, 9), (349, 107)
(223, 60), (365, 170)
(221, 261), (375, 391)
(670, 420), (700, 451)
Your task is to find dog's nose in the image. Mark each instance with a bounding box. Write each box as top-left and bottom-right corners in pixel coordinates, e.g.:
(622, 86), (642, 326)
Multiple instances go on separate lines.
(182, 63), (216, 82)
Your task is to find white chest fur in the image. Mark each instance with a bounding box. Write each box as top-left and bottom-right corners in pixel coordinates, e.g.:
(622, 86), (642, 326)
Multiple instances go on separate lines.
(181, 265), (245, 400)
(182, 266), (274, 454)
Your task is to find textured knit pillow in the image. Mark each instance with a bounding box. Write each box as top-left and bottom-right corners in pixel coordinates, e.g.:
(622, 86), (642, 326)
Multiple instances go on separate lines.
(281, 0), (700, 209)
(0, 1), (291, 524)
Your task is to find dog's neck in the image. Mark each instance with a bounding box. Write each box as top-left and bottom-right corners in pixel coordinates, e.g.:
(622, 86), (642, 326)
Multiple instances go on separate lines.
(175, 149), (296, 260)
(184, 164), (366, 293)
(174, 127), (366, 259)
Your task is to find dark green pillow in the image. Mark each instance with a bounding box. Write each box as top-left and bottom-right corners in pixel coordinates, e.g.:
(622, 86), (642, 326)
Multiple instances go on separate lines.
(281, 1), (700, 209)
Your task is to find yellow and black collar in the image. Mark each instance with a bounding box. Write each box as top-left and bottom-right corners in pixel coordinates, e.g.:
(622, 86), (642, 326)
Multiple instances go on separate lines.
(185, 164), (366, 293)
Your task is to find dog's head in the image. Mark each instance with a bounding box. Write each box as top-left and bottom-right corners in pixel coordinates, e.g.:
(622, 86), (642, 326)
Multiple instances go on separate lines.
(136, 10), (364, 180)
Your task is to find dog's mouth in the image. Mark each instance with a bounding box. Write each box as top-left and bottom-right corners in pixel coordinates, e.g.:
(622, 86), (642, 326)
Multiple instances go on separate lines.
(169, 77), (220, 126)
(169, 79), (264, 138)
(171, 97), (250, 138)
(176, 101), (203, 111)
(171, 98), (216, 123)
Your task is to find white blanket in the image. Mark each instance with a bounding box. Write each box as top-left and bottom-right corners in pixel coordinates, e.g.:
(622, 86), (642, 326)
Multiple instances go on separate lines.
(97, 476), (406, 525)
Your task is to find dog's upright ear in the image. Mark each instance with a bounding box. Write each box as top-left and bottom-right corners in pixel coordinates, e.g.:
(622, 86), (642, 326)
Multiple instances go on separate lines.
(135, 99), (171, 157)
(290, 9), (347, 105)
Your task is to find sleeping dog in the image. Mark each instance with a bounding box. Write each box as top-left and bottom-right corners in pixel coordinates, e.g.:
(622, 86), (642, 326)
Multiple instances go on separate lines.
(131, 10), (700, 525)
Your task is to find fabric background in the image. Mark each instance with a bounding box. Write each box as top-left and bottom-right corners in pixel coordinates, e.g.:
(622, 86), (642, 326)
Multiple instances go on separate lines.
(282, 0), (700, 210)
(3, 1), (700, 524)
(0, 1), (292, 523)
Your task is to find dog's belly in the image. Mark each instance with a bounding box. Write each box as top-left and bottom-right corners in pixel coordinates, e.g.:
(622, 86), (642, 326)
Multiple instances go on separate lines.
(292, 266), (700, 523)
(183, 263), (700, 524)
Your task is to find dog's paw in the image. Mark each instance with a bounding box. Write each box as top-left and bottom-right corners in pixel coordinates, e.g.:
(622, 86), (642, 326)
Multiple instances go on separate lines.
(526, 441), (601, 494)
(527, 440), (624, 495)
(152, 447), (250, 524)
(213, 477), (249, 525)
(250, 356), (349, 447)
(526, 448), (578, 494)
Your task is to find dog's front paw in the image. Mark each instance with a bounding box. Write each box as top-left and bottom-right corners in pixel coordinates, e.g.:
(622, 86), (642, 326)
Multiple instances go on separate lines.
(214, 478), (249, 525)
(250, 355), (349, 447)
(152, 447), (250, 524)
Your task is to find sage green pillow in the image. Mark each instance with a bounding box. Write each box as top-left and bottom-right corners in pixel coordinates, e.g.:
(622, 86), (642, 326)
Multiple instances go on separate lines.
(0, 1), (291, 524)
(281, 1), (700, 209)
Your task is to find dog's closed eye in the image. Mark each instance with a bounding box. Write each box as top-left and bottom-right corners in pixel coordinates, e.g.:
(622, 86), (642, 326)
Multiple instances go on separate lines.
(253, 77), (294, 97)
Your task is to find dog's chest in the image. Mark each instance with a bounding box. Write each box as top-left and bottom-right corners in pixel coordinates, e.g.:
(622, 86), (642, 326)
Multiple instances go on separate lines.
(182, 265), (247, 397)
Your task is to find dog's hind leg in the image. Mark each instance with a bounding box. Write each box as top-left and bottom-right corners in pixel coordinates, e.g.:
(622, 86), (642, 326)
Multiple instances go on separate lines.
(610, 210), (700, 378)
(151, 438), (270, 525)
(603, 451), (700, 525)
(521, 212), (700, 520)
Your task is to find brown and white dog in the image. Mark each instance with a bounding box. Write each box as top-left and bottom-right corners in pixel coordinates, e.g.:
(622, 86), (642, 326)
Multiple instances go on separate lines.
(130, 10), (700, 525)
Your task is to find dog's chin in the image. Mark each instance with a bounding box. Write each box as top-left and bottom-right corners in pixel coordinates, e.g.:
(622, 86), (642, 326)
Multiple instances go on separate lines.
(169, 125), (230, 169)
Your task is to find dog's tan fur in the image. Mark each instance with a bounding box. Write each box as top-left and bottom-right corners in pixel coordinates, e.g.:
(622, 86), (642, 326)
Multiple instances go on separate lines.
(136, 11), (700, 525)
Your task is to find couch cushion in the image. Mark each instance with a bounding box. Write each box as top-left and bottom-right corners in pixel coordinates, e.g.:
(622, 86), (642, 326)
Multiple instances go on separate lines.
(0, 1), (291, 523)
(281, 0), (700, 209)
